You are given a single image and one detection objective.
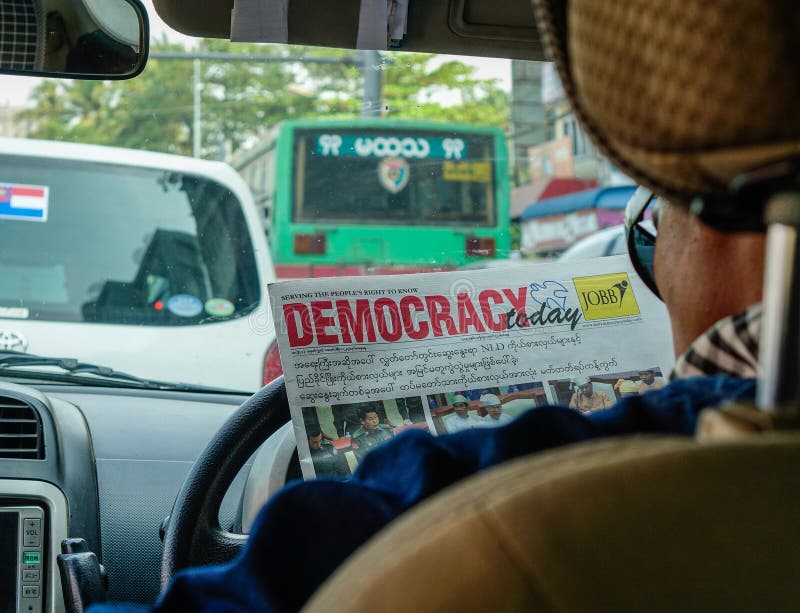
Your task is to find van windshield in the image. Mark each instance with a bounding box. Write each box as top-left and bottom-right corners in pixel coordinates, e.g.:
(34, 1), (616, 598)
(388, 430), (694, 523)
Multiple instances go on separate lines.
(0, 156), (260, 325)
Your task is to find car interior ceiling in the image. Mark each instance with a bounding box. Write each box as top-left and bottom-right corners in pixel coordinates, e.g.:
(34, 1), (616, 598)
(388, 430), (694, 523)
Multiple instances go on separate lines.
(2, 0), (799, 611)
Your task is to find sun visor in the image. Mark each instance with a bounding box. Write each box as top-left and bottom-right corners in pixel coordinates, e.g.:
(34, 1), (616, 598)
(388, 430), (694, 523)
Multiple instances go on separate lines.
(155, 0), (547, 60)
(356, 0), (409, 49)
(231, 0), (408, 48)
(231, 0), (288, 43)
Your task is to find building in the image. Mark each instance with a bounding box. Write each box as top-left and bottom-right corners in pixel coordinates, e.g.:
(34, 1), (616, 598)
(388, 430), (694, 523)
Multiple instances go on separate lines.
(540, 63), (631, 185)
(508, 63), (635, 252)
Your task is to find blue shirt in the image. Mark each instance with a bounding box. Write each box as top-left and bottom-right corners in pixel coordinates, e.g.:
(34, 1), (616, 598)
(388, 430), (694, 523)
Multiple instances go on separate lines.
(91, 375), (755, 613)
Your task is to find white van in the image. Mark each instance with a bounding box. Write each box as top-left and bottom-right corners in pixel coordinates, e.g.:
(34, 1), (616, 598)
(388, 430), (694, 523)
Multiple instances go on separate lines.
(0, 138), (277, 391)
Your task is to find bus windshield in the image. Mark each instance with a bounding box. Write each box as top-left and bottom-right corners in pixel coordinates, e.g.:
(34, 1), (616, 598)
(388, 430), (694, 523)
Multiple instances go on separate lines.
(292, 128), (496, 226)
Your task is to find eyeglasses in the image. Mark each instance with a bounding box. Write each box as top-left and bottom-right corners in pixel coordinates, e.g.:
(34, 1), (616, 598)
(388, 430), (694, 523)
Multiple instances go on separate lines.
(624, 187), (662, 299)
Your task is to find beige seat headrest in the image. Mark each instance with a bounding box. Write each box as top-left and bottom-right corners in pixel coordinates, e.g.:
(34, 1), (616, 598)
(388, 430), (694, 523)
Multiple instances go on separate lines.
(306, 434), (800, 612)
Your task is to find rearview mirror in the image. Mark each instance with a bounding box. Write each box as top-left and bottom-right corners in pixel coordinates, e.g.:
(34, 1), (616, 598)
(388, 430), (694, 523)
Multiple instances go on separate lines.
(0, 0), (148, 79)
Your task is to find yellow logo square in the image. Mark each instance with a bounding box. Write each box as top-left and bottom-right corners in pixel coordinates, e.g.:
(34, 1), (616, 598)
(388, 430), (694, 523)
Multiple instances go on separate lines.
(572, 272), (640, 320)
(443, 161), (491, 182)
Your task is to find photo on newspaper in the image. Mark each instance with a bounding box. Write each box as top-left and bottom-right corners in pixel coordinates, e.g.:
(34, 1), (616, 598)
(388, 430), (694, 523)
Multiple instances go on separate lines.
(268, 255), (674, 480)
(302, 397), (431, 478)
(428, 383), (548, 435)
(548, 367), (667, 413)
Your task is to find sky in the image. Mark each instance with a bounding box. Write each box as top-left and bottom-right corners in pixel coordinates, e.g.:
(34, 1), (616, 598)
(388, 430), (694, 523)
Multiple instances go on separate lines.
(0, 1), (511, 110)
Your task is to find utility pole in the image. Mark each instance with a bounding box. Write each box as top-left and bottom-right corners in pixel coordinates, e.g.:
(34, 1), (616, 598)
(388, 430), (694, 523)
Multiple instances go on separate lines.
(193, 58), (201, 158)
(149, 51), (384, 158)
(510, 60), (546, 186)
(359, 49), (383, 117)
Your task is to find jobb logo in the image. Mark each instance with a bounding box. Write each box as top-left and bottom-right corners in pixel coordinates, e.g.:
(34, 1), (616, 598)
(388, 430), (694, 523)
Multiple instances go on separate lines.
(572, 272), (639, 321)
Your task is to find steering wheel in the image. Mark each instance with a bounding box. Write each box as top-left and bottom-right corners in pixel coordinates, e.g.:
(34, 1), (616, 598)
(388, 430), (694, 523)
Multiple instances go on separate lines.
(160, 376), (291, 587)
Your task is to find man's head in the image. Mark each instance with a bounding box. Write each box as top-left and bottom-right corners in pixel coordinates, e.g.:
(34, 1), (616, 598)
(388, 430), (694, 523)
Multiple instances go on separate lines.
(480, 394), (503, 420)
(358, 407), (380, 430)
(308, 428), (323, 450)
(574, 377), (593, 397)
(452, 394), (469, 418)
(639, 369), (655, 385)
(652, 202), (765, 355)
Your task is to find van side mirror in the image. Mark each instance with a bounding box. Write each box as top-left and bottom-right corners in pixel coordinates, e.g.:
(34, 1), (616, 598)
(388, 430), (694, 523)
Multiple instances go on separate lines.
(0, 0), (148, 79)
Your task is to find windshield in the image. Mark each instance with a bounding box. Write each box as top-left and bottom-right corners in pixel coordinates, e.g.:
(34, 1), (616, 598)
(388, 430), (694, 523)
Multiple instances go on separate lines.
(0, 157), (259, 326)
(293, 128), (496, 226)
(0, 3), (635, 391)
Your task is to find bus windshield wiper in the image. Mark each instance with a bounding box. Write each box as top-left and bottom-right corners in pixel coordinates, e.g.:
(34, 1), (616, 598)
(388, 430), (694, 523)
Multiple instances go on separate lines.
(0, 351), (247, 394)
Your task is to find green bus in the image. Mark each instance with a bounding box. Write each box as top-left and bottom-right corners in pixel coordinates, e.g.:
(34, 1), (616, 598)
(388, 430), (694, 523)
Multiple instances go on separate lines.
(232, 119), (510, 278)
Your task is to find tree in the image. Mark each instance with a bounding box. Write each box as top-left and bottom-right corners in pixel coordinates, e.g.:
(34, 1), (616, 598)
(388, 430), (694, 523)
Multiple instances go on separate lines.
(19, 40), (509, 157)
(19, 39), (196, 154)
(382, 54), (509, 127)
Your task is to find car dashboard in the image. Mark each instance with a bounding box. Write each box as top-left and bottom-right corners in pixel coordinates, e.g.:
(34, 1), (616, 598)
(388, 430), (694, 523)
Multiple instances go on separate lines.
(0, 379), (296, 612)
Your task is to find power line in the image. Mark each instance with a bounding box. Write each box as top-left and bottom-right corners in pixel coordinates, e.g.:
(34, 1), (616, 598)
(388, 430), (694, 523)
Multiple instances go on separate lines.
(149, 51), (359, 65)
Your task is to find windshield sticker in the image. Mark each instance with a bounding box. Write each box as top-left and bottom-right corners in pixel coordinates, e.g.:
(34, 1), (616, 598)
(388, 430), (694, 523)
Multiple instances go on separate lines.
(378, 158), (410, 194)
(0, 183), (49, 222)
(0, 329), (28, 352)
(443, 161), (491, 183)
(166, 295), (203, 318)
(205, 298), (235, 318)
(0, 306), (29, 319)
(317, 134), (467, 160)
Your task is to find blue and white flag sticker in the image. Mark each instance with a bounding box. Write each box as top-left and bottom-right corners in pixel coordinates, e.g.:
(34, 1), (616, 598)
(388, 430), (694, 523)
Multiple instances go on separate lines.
(0, 183), (49, 222)
(167, 295), (203, 317)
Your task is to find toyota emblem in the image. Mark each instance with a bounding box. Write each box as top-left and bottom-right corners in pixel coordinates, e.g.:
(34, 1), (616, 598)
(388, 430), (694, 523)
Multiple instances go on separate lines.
(0, 330), (28, 352)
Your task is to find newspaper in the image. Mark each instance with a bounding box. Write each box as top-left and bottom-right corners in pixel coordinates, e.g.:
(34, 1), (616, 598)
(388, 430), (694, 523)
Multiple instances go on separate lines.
(267, 255), (674, 480)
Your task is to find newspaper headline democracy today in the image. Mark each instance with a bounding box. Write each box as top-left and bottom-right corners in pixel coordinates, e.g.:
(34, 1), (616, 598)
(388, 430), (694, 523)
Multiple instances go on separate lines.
(280, 286), (585, 348)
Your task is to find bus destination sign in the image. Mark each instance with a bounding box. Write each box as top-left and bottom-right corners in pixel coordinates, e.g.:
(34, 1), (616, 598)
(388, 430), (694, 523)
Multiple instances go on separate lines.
(317, 134), (468, 160)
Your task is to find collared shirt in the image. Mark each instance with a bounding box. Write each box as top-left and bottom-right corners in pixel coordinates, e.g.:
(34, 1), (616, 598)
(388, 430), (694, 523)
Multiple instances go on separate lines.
(351, 424), (394, 457)
(638, 379), (666, 394)
(443, 412), (485, 433)
(569, 391), (612, 412)
(672, 304), (761, 379)
(481, 412), (513, 427)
